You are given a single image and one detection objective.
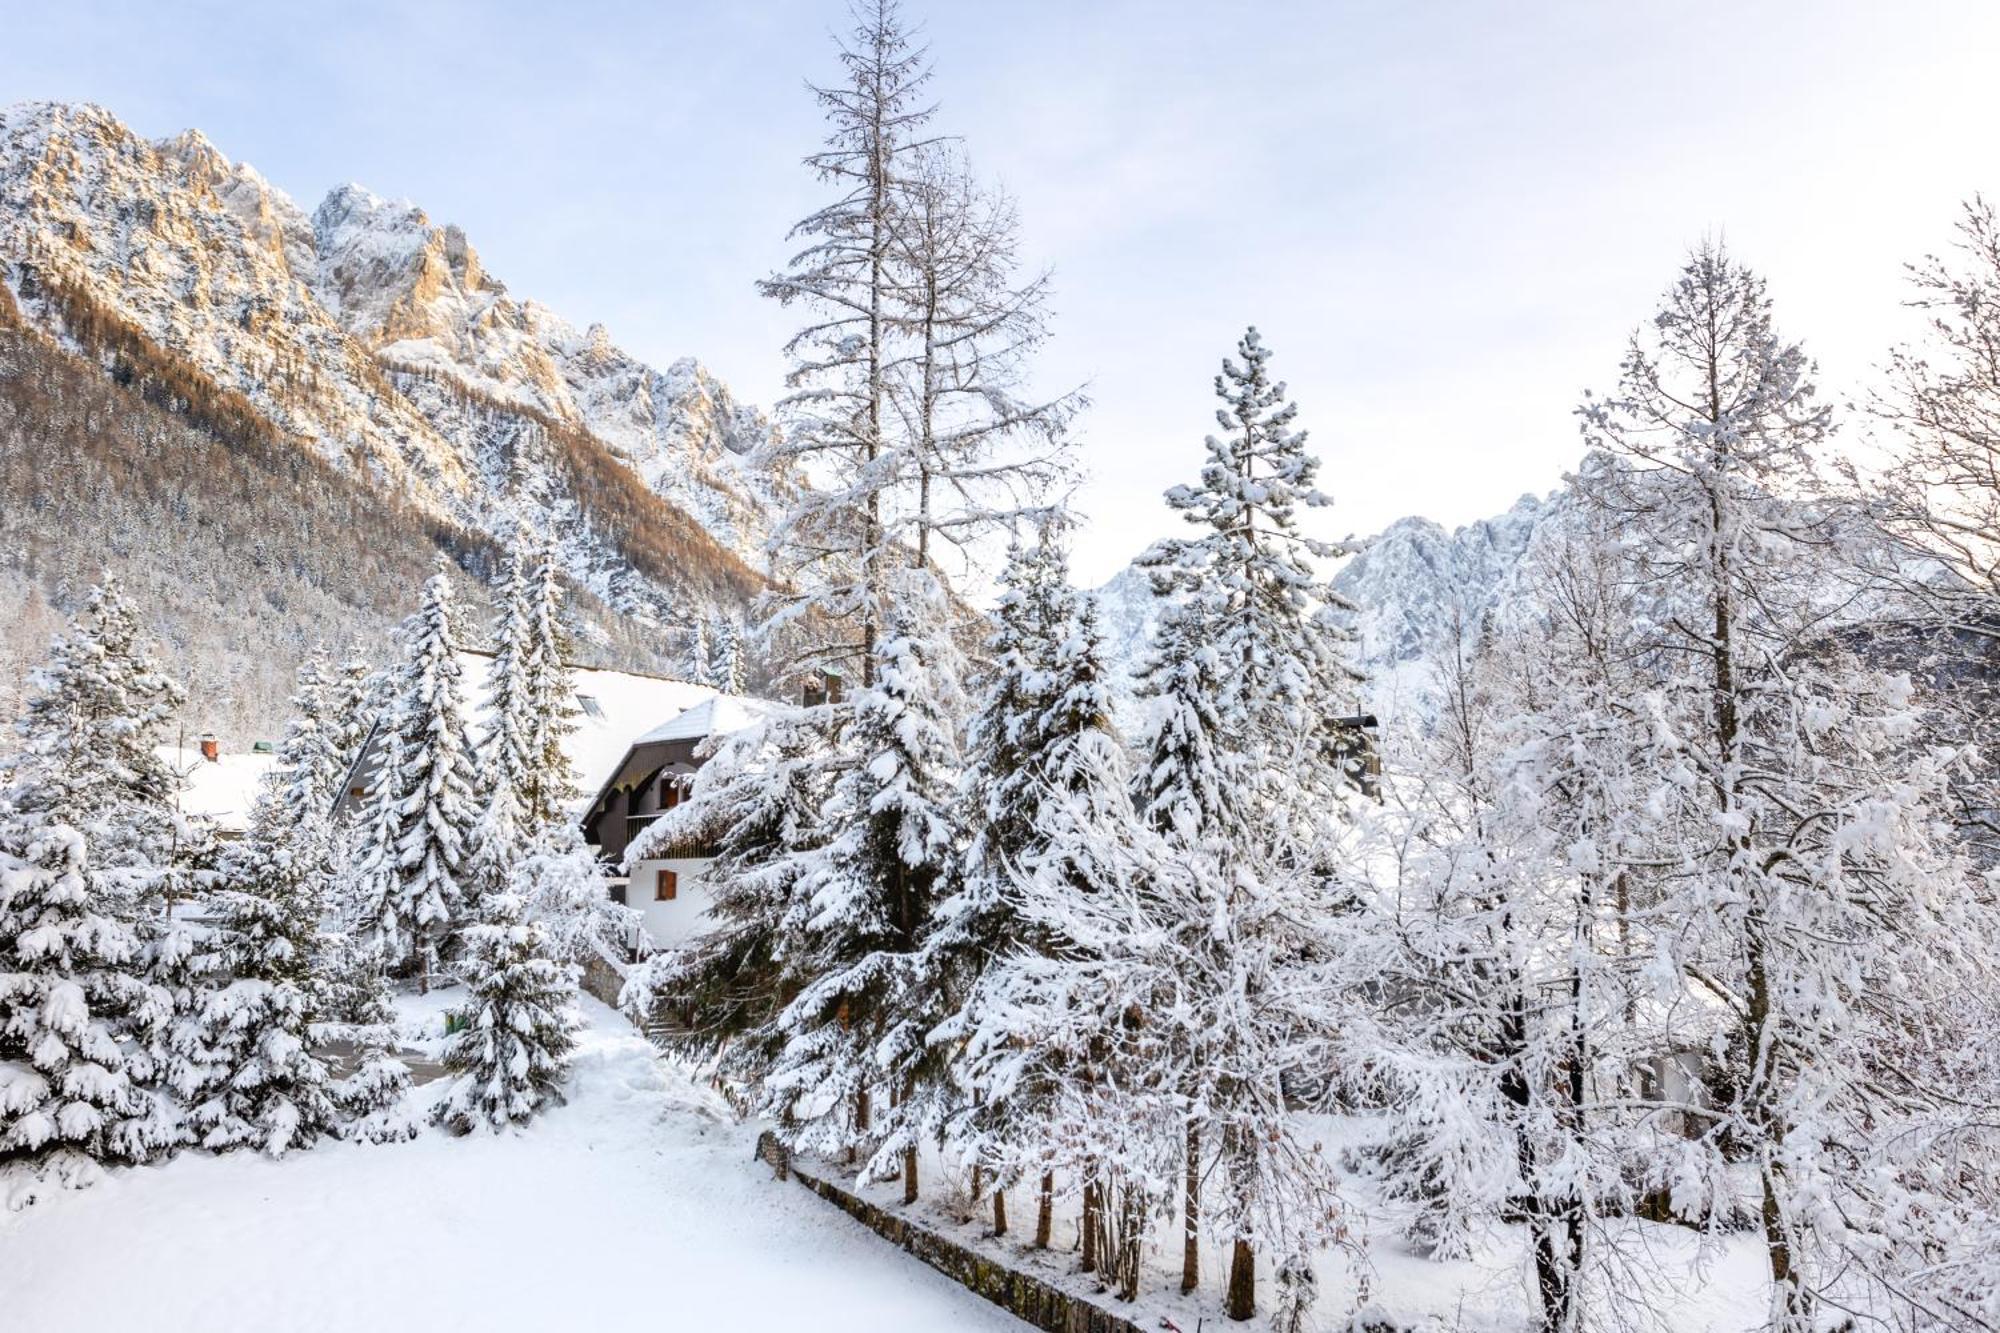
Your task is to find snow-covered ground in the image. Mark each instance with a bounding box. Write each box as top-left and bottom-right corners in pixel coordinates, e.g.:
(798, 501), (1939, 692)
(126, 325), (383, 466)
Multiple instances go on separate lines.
(0, 996), (1029, 1333)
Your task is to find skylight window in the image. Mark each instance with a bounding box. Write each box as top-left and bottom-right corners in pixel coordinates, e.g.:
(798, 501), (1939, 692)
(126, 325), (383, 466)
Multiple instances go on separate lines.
(576, 694), (604, 719)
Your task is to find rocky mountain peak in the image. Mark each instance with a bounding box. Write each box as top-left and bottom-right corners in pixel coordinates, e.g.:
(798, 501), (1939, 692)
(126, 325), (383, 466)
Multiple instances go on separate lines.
(0, 100), (782, 629)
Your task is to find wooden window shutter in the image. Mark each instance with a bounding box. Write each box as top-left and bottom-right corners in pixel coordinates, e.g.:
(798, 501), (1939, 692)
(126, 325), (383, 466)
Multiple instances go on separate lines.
(656, 869), (678, 901)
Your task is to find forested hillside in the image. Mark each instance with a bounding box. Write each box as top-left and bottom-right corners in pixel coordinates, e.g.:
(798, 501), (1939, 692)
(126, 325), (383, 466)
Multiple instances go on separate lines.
(0, 288), (703, 744)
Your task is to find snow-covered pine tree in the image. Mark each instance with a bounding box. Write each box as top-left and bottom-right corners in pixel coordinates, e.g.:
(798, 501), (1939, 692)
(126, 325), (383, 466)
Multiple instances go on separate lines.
(710, 616), (748, 697)
(183, 820), (337, 1156)
(620, 707), (828, 1090)
(1128, 589), (1243, 1296)
(466, 552), (536, 905)
(1577, 243), (1990, 1331)
(0, 579), (189, 1177)
(1119, 332), (1369, 1317)
(949, 625), (1163, 1289)
(926, 530), (1109, 1235)
(308, 924), (415, 1144)
(764, 579), (961, 1196)
(353, 565), (477, 989)
(690, 617), (715, 689)
(0, 818), (169, 1181)
(178, 657), (346, 1155)
(516, 544), (578, 832)
(431, 891), (579, 1135)
(325, 653), (381, 790)
(1140, 326), (1362, 817)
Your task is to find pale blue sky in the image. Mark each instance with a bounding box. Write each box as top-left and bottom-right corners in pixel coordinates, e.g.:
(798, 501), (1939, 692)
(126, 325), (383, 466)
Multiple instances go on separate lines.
(7, 1), (1999, 582)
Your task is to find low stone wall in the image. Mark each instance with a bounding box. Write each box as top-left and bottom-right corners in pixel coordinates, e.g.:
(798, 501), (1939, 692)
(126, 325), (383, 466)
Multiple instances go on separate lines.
(757, 1133), (1144, 1333)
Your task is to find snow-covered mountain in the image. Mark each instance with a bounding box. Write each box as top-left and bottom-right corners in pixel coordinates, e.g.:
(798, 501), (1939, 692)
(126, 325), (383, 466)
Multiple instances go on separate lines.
(1089, 491), (1559, 718)
(0, 101), (783, 624)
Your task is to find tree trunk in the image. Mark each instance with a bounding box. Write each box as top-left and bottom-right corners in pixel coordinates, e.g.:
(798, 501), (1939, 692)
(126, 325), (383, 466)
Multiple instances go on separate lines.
(1034, 1171), (1053, 1248)
(1118, 1185), (1143, 1301)
(1226, 1239), (1255, 1320)
(1181, 1121), (1201, 1294)
(1080, 1174), (1100, 1273)
(993, 1184), (1007, 1236)
(902, 1145), (918, 1205)
(970, 1163), (984, 1201)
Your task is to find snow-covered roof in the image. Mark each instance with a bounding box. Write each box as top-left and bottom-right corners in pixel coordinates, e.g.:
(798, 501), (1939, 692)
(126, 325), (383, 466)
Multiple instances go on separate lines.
(450, 650), (717, 814)
(632, 694), (775, 746)
(159, 746), (278, 833)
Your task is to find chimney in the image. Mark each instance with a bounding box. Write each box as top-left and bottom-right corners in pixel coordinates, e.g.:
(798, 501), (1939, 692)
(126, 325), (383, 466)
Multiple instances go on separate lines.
(199, 733), (219, 763)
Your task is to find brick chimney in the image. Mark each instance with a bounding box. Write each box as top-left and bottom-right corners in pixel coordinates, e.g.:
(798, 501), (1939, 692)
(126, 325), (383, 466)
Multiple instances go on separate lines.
(198, 733), (219, 763)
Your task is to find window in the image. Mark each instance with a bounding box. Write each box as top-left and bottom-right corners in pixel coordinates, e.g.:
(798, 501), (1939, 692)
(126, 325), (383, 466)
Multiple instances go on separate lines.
(655, 869), (678, 902)
(576, 694), (604, 719)
(662, 776), (683, 810)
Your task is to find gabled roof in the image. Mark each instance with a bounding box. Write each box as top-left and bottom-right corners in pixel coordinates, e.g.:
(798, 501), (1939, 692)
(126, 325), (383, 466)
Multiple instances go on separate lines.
(579, 691), (776, 836)
(632, 695), (776, 746)
(485, 652), (715, 814)
(335, 651), (720, 822)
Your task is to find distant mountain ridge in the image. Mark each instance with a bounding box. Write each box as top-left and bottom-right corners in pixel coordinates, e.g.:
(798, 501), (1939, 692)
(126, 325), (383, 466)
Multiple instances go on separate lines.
(1089, 491), (1560, 720)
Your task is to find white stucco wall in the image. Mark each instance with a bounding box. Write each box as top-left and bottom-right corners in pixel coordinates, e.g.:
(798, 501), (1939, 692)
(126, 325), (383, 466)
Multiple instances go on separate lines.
(628, 856), (718, 950)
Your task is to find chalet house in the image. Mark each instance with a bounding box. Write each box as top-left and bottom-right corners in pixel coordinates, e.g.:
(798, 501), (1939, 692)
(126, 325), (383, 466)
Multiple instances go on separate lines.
(335, 650), (767, 949)
(578, 695), (773, 948)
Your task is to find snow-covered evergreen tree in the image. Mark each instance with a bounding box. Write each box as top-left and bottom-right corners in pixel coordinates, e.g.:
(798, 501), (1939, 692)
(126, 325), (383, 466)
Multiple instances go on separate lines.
(178, 658), (347, 1156)
(764, 580), (961, 1194)
(0, 580), (189, 1178)
(710, 616), (748, 697)
(352, 565), (477, 989)
(182, 830), (337, 1156)
(620, 708), (828, 1090)
(1140, 326), (1361, 817)
(928, 532), (1120, 1231)
(689, 616), (715, 689)
(515, 546), (578, 832)
(432, 892), (579, 1135)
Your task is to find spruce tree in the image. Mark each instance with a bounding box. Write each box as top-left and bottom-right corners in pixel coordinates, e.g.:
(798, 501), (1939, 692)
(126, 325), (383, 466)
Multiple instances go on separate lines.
(514, 544), (578, 832)
(356, 565), (477, 989)
(690, 617), (715, 689)
(0, 580), (188, 1176)
(710, 616), (748, 696)
(925, 533), (1104, 1219)
(1141, 326), (1361, 815)
(179, 660), (347, 1156)
(764, 582), (961, 1188)
(431, 891), (578, 1134)
(466, 552), (536, 906)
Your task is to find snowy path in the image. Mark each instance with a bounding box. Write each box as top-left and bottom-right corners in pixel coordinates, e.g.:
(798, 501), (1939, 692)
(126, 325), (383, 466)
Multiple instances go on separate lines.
(0, 997), (1030, 1333)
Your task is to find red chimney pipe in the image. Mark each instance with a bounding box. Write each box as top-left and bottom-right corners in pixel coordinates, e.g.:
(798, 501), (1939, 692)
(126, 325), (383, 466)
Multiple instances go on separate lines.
(199, 734), (219, 763)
